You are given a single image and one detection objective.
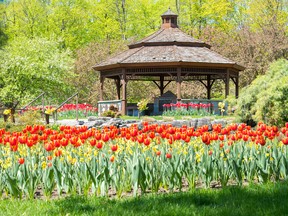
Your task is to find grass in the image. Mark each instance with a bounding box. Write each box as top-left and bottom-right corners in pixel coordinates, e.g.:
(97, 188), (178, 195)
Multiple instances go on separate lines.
(1, 181), (288, 216)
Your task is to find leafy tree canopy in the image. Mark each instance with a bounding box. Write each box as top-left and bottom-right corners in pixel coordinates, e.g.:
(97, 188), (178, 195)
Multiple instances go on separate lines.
(0, 37), (75, 108)
(0, 0), (287, 104)
(236, 59), (288, 126)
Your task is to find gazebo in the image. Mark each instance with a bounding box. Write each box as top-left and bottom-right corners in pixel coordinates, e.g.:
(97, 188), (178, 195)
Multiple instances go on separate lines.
(93, 9), (245, 115)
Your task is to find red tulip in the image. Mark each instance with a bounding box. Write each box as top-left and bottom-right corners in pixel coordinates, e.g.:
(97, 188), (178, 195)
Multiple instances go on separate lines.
(201, 133), (210, 145)
(102, 134), (109, 142)
(60, 138), (69, 147)
(96, 142), (103, 149)
(111, 145), (118, 152)
(144, 138), (151, 146)
(149, 132), (155, 139)
(166, 153), (172, 159)
(26, 139), (35, 147)
(26, 125), (32, 132)
(282, 137), (288, 145)
(230, 123), (238, 131)
(18, 158), (25, 165)
(53, 140), (61, 148)
(44, 142), (54, 152)
(130, 129), (138, 137)
(156, 151), (161, 156)
(243, 135), (249, 142)
(89, 139), (96, 146)
(137, 135), (144, 143)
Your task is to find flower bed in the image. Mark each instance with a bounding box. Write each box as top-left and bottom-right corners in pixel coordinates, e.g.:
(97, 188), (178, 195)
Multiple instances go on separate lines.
(22, 103), (98, 118)
(163, 102), (212, 116)
(0, 122), (288, 199)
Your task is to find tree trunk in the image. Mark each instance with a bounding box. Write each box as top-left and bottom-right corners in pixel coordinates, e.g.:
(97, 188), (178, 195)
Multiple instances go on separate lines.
(45, 114), (50, 124)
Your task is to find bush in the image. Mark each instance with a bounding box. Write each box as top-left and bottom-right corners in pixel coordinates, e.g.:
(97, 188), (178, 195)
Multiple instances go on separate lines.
(236, 59), (288, 126)
(16, 110), (42, 125)
(102, 105), (121, 118)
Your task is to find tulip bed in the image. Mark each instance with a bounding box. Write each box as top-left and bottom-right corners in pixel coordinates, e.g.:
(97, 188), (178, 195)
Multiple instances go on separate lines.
(23, 103), (98, 119)
(163, 102), (212, 116)
(57, 103), (98, 118)
(1, 122), (288, 199)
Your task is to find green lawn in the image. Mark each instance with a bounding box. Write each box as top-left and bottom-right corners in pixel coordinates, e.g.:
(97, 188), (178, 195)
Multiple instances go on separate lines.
(1, 181), (287, 216)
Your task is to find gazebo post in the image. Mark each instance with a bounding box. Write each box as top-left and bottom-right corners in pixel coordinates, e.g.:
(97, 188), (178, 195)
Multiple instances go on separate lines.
(121, 70), (127, 115)
(160, 75), (164, 96)
(225, 69), (230, 98)
(207, 75), (211, 99)
(115, 77), (121, 100)
(177, 67), (182, 101)
(100, 75), (104, 101)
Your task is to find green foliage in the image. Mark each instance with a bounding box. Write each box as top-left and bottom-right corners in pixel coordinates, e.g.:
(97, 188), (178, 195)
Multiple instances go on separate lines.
(137, 99), (149, 112)
(236, 59), (288, 125)
(0, 37), (75, 107)
(163, 108), (211, 117)
(0, 0), (287, 104)
(102, 110), (116, 118)
(0, 110), (43, 132)
(102, 105), (121, 118)
(16, 110), (42, 126)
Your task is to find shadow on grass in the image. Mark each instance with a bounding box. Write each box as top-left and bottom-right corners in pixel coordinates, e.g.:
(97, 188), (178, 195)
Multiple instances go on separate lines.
(47, 181), (288, 216)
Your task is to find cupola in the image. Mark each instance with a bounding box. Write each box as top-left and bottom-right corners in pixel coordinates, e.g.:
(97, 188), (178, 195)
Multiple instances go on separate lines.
(161, 8), (178, 29)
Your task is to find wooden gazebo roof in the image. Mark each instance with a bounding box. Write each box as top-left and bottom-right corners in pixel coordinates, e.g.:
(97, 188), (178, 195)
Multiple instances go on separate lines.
(93, 8), (245, 115)
(94, 9), (244, 72)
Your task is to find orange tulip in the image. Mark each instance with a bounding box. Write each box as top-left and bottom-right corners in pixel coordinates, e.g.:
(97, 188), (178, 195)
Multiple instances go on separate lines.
(54, 149), (62, 157)
(110, 155), (115, 162)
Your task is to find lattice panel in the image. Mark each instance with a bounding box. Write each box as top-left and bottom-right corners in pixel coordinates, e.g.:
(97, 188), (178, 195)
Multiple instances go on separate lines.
(182, 68), (226, 74)
(127, 68), (177, 74)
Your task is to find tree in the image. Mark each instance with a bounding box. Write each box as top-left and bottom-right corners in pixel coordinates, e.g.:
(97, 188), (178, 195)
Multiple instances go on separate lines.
(74, 39), (127, 104)
(0, 37), (75, 109)
(235, 59), (288, 126)
(0, 2), (8, 48)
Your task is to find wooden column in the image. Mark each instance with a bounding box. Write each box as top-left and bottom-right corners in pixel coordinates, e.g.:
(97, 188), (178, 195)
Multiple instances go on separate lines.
(160, 75), (164, 96)
(235, 76), (239, 98)
(225, 70), (230, 98)
(121, 70), (127, 115)
(207, 75), (211, 99)
(100, 75), (104, 101)
(176, 67), (182, 101)
(115, 77), (121, 100)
